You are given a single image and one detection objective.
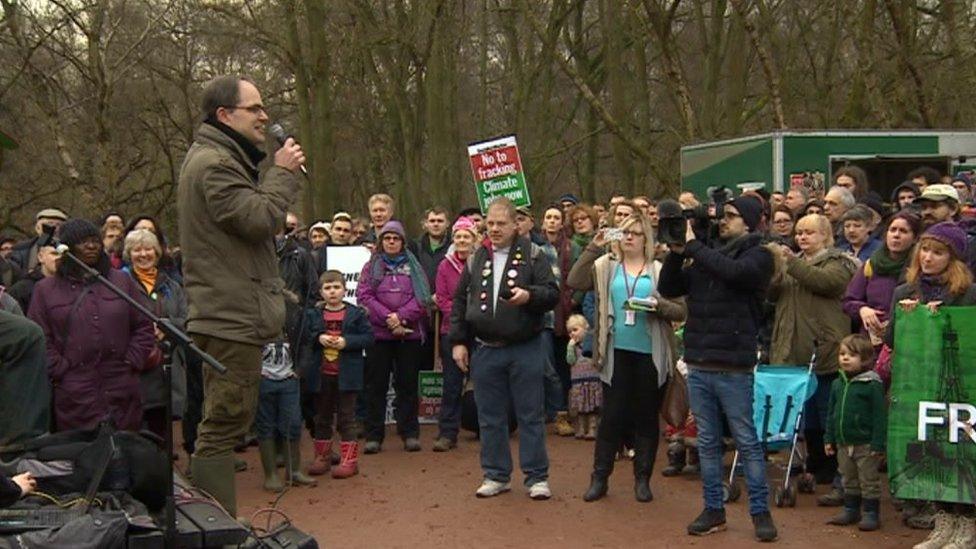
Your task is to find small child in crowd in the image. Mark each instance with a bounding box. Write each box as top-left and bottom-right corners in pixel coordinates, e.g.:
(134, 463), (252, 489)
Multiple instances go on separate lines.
(565, 314), (602, 440)
(256, 339), (317, 492)
(825, 334), (886, 532)
(304, 271), (373, 479)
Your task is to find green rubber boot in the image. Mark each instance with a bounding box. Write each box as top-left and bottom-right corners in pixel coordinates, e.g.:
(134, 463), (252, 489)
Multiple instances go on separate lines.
(285, 439), (317, 487)
(190, 454), (238, 517)
(258, 440), (284, 492)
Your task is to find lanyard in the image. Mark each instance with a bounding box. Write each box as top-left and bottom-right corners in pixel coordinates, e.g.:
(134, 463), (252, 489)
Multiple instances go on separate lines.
(620, 263), (645, 300)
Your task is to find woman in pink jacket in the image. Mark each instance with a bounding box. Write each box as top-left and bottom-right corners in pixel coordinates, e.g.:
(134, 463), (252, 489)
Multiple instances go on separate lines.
(431, 217), (480, 452)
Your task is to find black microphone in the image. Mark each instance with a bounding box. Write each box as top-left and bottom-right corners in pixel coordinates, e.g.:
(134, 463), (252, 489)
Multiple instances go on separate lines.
(268, 123), (308, 176)
(657, 198), (686, 245)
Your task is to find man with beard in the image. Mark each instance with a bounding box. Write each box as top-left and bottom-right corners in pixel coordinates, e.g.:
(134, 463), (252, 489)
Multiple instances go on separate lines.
(915, 184), (976, 273)
(659, 195), (778, 542)
(178, 75), (304, 516)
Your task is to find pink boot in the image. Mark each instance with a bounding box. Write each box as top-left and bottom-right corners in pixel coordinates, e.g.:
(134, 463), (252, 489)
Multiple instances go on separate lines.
(308, 439), (332, 476)
(332, 441), (359, 479)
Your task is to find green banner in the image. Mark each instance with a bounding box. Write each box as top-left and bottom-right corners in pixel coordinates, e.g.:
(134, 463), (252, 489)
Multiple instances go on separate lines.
(888, 307), (976, 504)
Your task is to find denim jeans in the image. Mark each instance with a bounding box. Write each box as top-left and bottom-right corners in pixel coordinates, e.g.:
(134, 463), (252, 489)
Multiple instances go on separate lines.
(540, 329), (566, 420)
(471, 335), (549, 487)
(437, 342), (465, 442)
(255, 377), (302, 441)
(688, 369), (769, 515)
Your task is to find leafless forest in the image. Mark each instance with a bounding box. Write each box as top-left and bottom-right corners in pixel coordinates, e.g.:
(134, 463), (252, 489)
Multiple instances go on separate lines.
(1, 0), (973, 235)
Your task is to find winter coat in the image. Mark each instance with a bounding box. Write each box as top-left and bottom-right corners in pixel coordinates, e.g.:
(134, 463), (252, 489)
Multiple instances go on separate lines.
(435, 252), (465, 335)
(124, 267), (188, 414)
(540, 233), (579, 338)
(27, 271), (155, 432)
(825, 370), (886, 451)
(8, 270), (42, 313)
(449, 235), (559, 345)
(884, 282), (976, 348)
(409, 234), (450, 292)
(658, 233), (774, 370)
(177, 122), (300, 345)
(842, 259), (903, 335)
(0, 474), (21, 508)
(356, 254), (427, 341)
(299, 302), (374, 392)
(769, 248), (858, 375)
(840, 237), (882, 264)
(567, 245), (686, 385)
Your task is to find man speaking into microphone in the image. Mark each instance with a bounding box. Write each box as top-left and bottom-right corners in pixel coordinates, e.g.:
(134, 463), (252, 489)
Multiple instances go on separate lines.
(178, 75), (304, 516)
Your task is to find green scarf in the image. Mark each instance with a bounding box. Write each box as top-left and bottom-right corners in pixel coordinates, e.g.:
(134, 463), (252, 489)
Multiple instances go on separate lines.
(865, 245), (908, 278)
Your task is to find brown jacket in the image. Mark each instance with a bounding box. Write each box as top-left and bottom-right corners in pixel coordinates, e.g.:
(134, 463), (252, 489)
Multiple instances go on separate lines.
(769, 248), (857, 374)
(177, 123), (300, 345)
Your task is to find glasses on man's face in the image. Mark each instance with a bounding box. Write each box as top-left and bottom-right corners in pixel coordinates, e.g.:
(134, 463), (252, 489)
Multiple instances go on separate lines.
(382, 235), (401, 242)
(223, 104), (266, 115)
(723, 211), (742, 221)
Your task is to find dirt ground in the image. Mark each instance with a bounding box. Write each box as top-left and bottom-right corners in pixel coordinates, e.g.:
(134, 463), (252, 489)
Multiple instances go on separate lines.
(184, 424), (932, 549)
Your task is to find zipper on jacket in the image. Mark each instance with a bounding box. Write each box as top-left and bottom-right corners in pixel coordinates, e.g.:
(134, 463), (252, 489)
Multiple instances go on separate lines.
(839, 374), (850, 444)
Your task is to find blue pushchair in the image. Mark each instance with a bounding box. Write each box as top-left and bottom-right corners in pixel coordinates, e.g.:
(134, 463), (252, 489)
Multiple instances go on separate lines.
(723, 351), (818, 508)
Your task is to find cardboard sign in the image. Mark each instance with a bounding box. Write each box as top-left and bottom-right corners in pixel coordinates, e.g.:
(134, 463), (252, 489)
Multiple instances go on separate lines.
(889, 307), (976, 504)
(324, 246), (371, 305)
(468, 135), (531, 212)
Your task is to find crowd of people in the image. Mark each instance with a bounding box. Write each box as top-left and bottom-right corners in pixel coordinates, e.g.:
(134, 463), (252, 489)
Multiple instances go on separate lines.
(2, 75), (976, 546)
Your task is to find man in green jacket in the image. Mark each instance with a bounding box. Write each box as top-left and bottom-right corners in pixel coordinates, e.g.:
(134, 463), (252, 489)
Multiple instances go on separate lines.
(178, 75), (305, 516)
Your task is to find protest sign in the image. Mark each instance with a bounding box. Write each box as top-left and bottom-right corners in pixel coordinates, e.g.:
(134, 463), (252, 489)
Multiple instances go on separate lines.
(325, 246), (371, 305)
(383, 372), (442, 425)
(468, 135), (531, 212)
(889, 307), (976, 504)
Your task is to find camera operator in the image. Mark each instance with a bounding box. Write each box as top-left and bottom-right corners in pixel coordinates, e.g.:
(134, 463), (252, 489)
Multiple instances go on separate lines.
(657, 194), (778, 542)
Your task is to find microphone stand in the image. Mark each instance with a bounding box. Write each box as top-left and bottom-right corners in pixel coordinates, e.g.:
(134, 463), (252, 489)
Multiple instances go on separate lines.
(58, 248), (227, 548)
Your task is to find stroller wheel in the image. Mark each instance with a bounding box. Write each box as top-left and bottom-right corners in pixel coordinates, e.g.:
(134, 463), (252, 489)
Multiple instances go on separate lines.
(773, 486), (786, 508)
(723, 481), (741, 503)
(784, 482), (797, 507)
(797, 473), (816, 494)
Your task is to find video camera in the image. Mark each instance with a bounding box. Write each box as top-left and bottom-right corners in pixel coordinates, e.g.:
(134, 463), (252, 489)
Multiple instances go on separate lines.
(657, 185), (734, 245)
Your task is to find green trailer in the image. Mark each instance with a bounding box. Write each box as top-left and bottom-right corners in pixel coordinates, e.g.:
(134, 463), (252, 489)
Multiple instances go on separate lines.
(680, 130), (976, 201)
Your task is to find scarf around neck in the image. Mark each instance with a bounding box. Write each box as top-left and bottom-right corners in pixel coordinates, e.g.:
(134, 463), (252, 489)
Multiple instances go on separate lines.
(866, 245), (908, 278)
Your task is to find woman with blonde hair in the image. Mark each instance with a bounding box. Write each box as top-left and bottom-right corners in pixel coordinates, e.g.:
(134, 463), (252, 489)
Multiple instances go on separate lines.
(768, 213), (858, 495)
(886, 222), (976, 549)
(567, 212), (686, 503)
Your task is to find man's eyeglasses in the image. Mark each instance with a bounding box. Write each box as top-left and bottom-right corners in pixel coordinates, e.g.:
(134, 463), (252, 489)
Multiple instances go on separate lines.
(222, 104), (266, 115)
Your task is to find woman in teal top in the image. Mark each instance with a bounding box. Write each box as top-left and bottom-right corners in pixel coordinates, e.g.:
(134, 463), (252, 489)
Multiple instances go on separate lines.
(567, 212), (687, 505)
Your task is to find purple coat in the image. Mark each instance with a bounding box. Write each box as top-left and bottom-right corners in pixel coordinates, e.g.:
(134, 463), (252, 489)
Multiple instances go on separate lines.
(842, 263), (901, 333)
(435, 253), (464, 335)
(356, 257), (426, 341)
(28, 270), (155, 432)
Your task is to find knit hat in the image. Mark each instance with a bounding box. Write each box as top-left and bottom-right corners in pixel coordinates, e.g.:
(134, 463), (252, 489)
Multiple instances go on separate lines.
(309, 221), (330, 234)
(36, 208), (68, 222)
(728, 195), (763, 232)
(56, 218), (99, 247)
(859, 193), (886, 219)
(922, 221), (968, 258)
(452, 216), (478, 237)
(558, 193), (580, 206)
(378, 220), (406, 241)
(917, 184), (960, 204)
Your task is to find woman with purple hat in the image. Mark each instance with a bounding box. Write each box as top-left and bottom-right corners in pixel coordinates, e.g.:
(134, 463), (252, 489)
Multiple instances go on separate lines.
(357, 220), (433, 454)
(886, 221), (976, 549)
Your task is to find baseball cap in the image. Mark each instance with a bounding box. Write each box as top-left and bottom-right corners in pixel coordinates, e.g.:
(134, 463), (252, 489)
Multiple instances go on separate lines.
(515, 206), (533, 219)
(916, 184), (960, 203)
(35, 208), (68, 221)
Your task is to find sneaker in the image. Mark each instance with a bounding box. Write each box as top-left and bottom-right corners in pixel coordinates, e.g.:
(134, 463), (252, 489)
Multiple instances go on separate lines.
(475, 478), (511, 498)
(752, 511), (778, 542)
(363, 440), (381, 454)
(432, 437), (456, 452)
(404, 438), (421, 452)
(528, 481), (552, 500)
(687, 508), (727, 536)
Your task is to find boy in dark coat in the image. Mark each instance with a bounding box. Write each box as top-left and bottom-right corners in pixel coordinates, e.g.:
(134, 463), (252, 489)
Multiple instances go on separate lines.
(302, 271), (374, 478)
